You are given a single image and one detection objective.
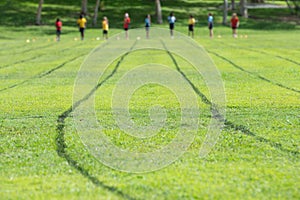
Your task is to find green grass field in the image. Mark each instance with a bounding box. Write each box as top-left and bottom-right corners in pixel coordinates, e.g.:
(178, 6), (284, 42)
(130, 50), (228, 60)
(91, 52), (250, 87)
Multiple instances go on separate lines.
(1, 0), (300, 199)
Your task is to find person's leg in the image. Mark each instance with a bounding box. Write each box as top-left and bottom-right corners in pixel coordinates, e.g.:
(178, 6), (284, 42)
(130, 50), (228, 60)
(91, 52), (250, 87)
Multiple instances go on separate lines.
(170, 24), (174, 37)
(56, 31), (59, 41)
(146, 27), (149, 39)
(80, 28), (84, 40)
(209, 24), (213, 38)
(233, 28), (237, 38)
(191, 26), (194, 38)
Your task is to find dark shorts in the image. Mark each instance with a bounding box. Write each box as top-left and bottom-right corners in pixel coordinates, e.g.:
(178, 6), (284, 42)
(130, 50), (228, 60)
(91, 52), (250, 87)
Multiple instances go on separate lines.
(79, 27), (85, 33)
(189, 25), (194, 31)
(209, 23), (213, 30)
(124, 28), (129, 31)
(103, 30), (108, 34)
(232, 26), (237, 29)
(56, 30), (61, 35)
(169, 23), (174, 30)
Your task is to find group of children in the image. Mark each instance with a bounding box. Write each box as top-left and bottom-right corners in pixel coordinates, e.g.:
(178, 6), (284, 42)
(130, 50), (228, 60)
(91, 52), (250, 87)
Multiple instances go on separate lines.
(55, 12), (240, 41)
(193, 12), (239, 38)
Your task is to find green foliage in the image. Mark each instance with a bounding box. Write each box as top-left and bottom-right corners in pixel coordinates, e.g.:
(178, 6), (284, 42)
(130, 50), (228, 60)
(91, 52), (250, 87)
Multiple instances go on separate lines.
(0, 0), (299, 29)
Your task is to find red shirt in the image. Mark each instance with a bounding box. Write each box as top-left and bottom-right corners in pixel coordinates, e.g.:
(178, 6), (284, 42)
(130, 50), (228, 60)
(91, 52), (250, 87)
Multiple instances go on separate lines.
(56, 21), (62, 31)
(123, 17), (130, 29)
(231, 17), (239, 28)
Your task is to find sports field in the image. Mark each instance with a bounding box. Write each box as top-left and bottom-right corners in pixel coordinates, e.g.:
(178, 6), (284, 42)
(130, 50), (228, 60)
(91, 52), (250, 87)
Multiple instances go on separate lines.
(1, 0), (300, 199)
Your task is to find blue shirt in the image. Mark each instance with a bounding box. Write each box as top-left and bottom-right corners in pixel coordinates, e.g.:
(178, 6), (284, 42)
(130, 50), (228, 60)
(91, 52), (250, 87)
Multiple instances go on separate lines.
(145, 18), (150, 27)
(208, 16), (213, 23)
(168, 16), (176, 24)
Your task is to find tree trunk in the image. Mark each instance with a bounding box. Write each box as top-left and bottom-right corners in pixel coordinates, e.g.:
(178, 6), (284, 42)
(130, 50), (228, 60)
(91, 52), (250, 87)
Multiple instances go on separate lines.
(36, 0), (44, 25)
(223, 0), (228, 25)
(155, 0), (163, 24)
(291, 0), (300, 15)
(81, 0), (88, 15)
(239, 0), (248, 18)
(231, 0), (235, 10)
(93, 0), (100, 26)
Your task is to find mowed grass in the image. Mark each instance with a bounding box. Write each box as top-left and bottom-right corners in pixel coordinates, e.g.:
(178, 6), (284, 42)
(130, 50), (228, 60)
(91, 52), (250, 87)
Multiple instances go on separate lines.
(1, 0), (300, 199)
(1, 24), (299, 199)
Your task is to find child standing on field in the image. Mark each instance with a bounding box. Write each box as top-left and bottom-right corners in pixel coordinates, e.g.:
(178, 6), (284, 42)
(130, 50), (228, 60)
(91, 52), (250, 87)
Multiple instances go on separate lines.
(124, 13), (131, 40)
(55, 18), (62, 42)
(231, 13), (239, 38)
(102, 16), (109, 39)
(168, 12), (176, 38)
(77, 14), (87, 40)
(208, 13), (213, 38)
(188, 15), (196, 38)
(145, 14), (151, 39)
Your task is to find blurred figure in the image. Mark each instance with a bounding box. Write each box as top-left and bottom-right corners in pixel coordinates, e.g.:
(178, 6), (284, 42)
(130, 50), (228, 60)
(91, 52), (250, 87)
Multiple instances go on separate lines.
(145, 14), (151, 39)
(102, 16), (109, 39)
(188, 15), (196, 38)
(208, 13), (213, 38)
(168, 12), (176, 37)
(77, 14), (87, 40)
(124, 13), (131, 39)
(231, 13), (239, 38)
(55, 18), (62, 41)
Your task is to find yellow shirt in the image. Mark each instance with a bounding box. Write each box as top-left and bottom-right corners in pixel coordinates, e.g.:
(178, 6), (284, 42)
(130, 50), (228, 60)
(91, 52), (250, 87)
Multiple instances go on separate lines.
(189, 18), (195, 25)
(77, 18), (87, 28)
(102, 20), (109, 31)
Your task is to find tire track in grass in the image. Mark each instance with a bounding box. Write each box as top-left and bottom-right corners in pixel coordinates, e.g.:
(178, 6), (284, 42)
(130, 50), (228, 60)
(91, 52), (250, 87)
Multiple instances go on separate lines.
(246, 48), (300, 66)
(0, 43), (83, 70)
(161, 40), (299, 156)
(56, 41), (137, 200)
(218, 41), (300, 67)
(0, 44), (55, 63)
(13, 43), (55, 55)
(0, 43), (48, 53)
(275, 55), (300, 66)
(0, 53), (86, 92)
(207, 50), (300, 94)
(0, 55), (42, 70)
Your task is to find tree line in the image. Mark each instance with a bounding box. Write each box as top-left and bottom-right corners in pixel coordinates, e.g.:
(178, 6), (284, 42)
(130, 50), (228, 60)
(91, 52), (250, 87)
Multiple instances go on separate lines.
(35, 0), (299, 26)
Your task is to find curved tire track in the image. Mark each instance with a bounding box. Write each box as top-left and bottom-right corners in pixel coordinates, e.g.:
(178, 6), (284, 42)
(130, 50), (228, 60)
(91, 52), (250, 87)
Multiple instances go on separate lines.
(56, 41), (137, 200)
(0, 53), (86, 92)
(0, 43), (84, 70)
(218, 41), (300, 67)
(161, 40), (299, 156)
(208, 50), (300, 94)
